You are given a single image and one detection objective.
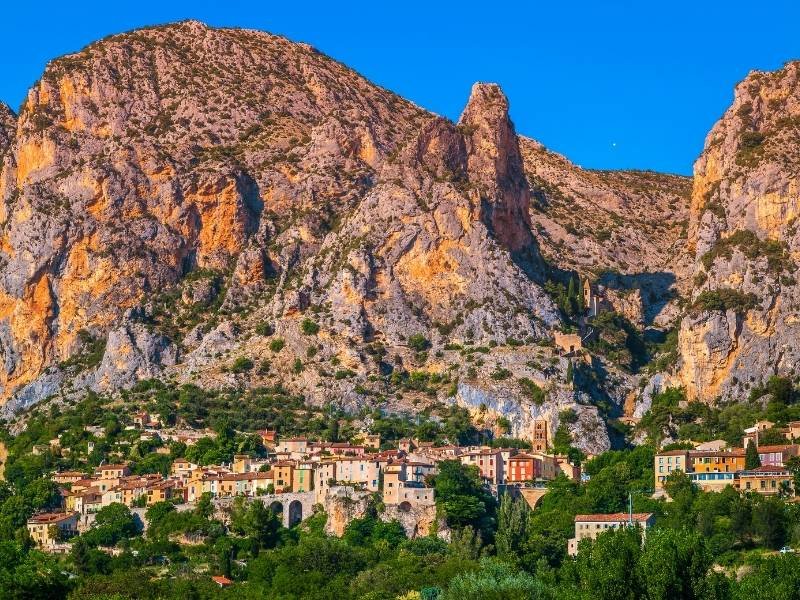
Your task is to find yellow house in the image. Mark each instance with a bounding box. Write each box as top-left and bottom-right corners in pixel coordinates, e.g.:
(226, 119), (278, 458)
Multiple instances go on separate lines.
(739, 466), (793, 496)
(27, 512), (78, 547)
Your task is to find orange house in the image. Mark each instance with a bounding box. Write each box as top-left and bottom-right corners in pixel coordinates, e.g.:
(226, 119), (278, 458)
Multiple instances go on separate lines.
(506, 453), (537, 483)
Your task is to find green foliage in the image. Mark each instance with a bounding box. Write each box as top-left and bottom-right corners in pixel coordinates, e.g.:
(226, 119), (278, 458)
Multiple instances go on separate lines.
(701, 229), (793, 273)
(432, 460), (496, 538)
(408, 334), (431, 352)
(230, 356), (254, 373)
(443, 557), (547, 600)
(745, 441), (761, 470)
(586, 311), (647, 372)
(518, 378), (546, 405)
(691, 288), (758, 314)
(300, 318), (320, 335)
(269, 338), (286, 352)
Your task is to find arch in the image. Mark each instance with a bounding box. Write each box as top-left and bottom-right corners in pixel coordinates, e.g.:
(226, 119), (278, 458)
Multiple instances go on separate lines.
(269, 500), (284, 515)
(398, 501), (412, 512)
(288, 500), (303, 527)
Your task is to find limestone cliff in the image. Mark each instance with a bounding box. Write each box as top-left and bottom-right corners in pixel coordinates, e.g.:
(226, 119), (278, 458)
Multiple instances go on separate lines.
(678, 61), (800, 401)
(0, 21), (703, 452)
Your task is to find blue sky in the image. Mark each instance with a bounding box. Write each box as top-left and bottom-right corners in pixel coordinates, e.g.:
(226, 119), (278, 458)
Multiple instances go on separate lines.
(1, 1), (799, 175)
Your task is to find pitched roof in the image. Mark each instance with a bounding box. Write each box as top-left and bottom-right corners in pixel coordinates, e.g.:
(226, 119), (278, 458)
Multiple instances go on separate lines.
(575, 512), (653, 523)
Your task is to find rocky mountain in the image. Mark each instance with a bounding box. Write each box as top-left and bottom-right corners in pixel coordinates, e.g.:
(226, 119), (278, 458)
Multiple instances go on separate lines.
(678, 61), (800, 402)
(0, 21), (703, 452)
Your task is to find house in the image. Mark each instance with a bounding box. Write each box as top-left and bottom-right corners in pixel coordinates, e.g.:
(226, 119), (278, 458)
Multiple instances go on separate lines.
(568, 512), (654, 556)
(52, 471), (85, 485)
(739, 466), (793, 496)
(743, 421), (776, 448)
(654, 450), (689, 491)
(398, 439), (414, 453)
(171, 458), (199, 479)
(96, 464), (131, 479)
(506, 453), (537, 483)
(133, 412), (149, 429)
(690, 449), (746, 474)
(334, 457), (381, 491)
(382, 463), (435, 507)
(232, 455), (254, 474)
(693, 440), (729, 452)
(460, 448), (504, 485)
(757, 445), (799, 467)
(146, 480), (176, 505)
(272, 461), (294, 492)
(27, 512), (79, 548)
(275, 438), (309, 456)
(256, 430), (277, 448)
(583, 280), (610, 318)
(555, 455), (581, 481)
(293, 462), (314, 493)
(781, 421), (800, 442)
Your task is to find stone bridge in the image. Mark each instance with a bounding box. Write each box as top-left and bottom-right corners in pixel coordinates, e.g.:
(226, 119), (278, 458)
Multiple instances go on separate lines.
(519, 486), (548, 510)
(212, 491), (316, 528)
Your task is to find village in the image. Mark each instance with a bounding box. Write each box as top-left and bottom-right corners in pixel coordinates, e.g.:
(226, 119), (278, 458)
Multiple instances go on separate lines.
(27, 410), (585, 554)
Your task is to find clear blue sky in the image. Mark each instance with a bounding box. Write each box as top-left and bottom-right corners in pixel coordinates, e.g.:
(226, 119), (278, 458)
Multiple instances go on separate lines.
(2, 1), (799, 175)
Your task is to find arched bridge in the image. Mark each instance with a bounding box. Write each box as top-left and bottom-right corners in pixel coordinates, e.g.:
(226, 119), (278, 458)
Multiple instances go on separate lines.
(213, 491), (316, 528)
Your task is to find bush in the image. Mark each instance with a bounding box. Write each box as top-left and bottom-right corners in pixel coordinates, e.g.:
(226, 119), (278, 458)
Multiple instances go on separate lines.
(255, 322), (274, 336)
(408, 334), (430, 352)
(518, 378), (546, 405)
(691, 288), (758, 314)
(269, 338), (286, 352)
(301, 318), (320, 335)
(230, 357), (254, 373)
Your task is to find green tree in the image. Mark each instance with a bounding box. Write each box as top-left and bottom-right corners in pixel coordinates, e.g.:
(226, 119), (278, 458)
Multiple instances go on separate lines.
(431, 460), (496, 537)
(576, 527), (642, 600)
(745, 441), (761, 470)
(639, 528), (711, 600)
(443, 557), (548, 600)
(495, 495), (529, 565)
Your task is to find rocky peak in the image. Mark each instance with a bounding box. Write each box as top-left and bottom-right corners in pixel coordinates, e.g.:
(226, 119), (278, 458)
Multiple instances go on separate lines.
(459, 83), (537, 258)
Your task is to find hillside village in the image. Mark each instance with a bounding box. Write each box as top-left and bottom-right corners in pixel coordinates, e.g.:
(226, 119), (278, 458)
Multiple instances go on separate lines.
(27, 411), (582, 553)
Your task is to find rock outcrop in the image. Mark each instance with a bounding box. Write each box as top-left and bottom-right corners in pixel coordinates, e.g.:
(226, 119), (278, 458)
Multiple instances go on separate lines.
(678, 61), (800, 401)
(0, 21), (712, 451)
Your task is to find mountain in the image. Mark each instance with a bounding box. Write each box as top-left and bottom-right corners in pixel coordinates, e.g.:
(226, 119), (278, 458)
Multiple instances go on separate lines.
(678, 61), (800, 402)
(0, 21), (701, 452)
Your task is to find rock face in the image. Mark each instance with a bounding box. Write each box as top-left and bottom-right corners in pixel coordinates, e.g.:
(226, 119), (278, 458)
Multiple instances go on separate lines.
(678, 62), (800, 402)
(0, 21), (711, 450)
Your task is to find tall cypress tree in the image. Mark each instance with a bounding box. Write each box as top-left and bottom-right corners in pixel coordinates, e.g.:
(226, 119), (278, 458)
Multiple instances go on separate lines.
(745, 441), (761, 470)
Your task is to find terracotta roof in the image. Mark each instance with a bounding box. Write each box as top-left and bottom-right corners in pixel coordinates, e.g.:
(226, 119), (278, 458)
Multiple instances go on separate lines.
(575, 513), (653, 523)
(656, 449), (690, 456)
(27, 512), (78, 525)
(742, 465), (791, 474)
(211, 575), (233, 586)
(689, 450), (745, 458)
(757, 445), (798, 453)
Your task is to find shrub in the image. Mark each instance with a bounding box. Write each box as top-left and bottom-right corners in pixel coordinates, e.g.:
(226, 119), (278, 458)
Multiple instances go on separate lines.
(407, 334), (430, 352)
(301, 318), (320, 335)
(691, 288), (758, 314)
(518, 378), (545, 405)
(255, 322), (274, 336)
(269, 338), (286, 352)
(230, 357), (254, 373)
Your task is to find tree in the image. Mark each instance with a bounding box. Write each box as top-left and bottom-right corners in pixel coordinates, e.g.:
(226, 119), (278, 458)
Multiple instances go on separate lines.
(495, 495), (528, 565)
(431, 460), (496, 537)
(639, 528), (711, 600)
(575, 527), (642, 600)
(443, 557), (548, 600)
(745, 440), (761, 470)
